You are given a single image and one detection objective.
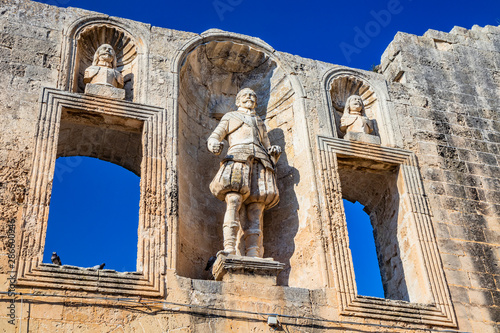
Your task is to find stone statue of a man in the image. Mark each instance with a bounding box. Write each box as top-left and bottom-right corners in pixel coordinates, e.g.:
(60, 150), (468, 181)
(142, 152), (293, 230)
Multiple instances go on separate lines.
(340, 95), (380, 144)
(208, 88), (281, 258)
(84, 44), (124, 89)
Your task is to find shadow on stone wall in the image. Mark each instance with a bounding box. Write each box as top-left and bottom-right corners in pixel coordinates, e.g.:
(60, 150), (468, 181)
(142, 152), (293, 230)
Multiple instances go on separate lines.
(264, 127), (300, 286)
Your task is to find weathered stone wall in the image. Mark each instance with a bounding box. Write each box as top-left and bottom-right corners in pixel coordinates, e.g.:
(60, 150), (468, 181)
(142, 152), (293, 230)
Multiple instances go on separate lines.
(381, 25), (500, 332)
(0, 0), (498, 332)
(0, 0), (66, 282)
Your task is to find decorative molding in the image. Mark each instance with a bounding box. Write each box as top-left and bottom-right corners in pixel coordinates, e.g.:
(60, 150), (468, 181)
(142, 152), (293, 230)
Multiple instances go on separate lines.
(17, 88), (168, 297)
(317, 135), (457, 327)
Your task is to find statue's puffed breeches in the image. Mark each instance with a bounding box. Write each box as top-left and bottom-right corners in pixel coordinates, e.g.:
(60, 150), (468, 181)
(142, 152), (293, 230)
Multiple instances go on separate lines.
(210, 159), (279, 210)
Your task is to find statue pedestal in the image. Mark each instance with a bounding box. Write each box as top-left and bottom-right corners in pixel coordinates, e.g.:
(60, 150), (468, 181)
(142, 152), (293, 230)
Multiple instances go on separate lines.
(212, 254), (284, 285)
(344, 132), (381, 145)
(85, 83), (126, 100)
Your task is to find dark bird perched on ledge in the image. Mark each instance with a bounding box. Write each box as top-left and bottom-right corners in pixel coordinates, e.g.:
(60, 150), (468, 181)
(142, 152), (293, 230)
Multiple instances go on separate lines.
(92, 263), (106, 270)
(205, 256), (217, 271)
(51, 252), (61, 265)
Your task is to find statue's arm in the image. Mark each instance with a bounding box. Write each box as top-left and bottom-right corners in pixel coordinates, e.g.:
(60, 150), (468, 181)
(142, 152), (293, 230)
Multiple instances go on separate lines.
(340, 115), (355, 132)
(261, 125), (272, 149)
(365, 117), (374, 134)
(261, 123), (282, 162)
(84, 67), (99, 84)
(115, 71), (124, 89)
(207, 116), (229, 155)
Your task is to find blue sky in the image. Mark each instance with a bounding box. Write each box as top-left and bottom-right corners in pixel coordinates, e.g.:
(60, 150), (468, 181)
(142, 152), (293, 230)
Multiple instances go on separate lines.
(43, 157), (140, 272)
(38, 0), (499, 295)
(36, 0), (500, 69)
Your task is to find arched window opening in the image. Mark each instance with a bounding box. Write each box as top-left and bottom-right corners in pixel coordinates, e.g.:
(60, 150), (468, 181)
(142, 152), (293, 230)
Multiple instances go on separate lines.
(344, 199), (384, 298)
(43, 156), (140, 272)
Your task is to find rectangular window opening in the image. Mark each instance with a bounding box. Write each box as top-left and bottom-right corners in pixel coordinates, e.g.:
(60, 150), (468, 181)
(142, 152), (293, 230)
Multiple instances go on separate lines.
(41, 108), (144, 272)
(338, 156), (433, 303)
(43, 156), (141, 272)
(17, 89), (166, 297)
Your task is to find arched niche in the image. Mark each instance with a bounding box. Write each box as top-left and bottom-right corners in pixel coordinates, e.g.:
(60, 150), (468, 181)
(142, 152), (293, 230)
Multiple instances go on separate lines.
(330, 75), (379, 137)
(74, 24), (137, 100)
(173, 33), (325, 288)
(180, 40), (278, 119)
(59, 16), (149, 103)
(323, 68), (396, 146)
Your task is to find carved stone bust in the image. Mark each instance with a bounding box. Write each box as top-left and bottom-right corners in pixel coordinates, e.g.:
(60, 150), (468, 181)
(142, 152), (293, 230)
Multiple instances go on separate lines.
(83, 44), (125, 99)
(340, 95), (380, 144)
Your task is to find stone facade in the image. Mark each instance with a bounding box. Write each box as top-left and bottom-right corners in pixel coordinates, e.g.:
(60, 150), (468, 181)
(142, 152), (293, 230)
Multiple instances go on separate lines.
(0, 0), (498, 332)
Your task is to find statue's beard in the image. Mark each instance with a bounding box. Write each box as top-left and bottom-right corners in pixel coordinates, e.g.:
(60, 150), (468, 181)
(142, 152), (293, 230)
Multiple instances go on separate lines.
(350, 105), (362, 113)
(98, 54), (114, 65)
(241, 100), (255, 109)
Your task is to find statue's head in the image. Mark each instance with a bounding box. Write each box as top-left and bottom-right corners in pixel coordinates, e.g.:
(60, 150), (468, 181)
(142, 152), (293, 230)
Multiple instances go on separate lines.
(92, 44), (117, 68)
(235, 88), (257, 110)
(344, 95), (365, 115)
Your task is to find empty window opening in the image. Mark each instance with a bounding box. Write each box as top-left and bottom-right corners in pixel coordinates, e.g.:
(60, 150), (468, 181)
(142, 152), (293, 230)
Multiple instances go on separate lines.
(338, 156), (415, 302)
(344, 199), (384, 298)
(43, 156), (140, 272)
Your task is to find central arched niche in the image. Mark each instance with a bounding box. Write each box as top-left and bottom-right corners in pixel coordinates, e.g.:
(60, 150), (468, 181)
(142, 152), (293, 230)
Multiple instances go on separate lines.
(177, 39), (316, 286)
(180, 41), (278, 119)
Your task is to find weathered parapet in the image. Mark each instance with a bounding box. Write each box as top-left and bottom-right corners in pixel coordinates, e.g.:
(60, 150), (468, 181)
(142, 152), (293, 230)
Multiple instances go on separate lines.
(381, 24), (500, 332)
(0, 0), (498, 332)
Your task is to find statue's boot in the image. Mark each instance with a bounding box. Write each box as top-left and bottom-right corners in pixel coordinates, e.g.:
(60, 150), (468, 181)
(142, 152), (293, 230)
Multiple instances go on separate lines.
(244, 228), (261, 257)
(245, 202), (265, 257)
(220, 192), (243, 256)
(220, 222), (238, 255)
